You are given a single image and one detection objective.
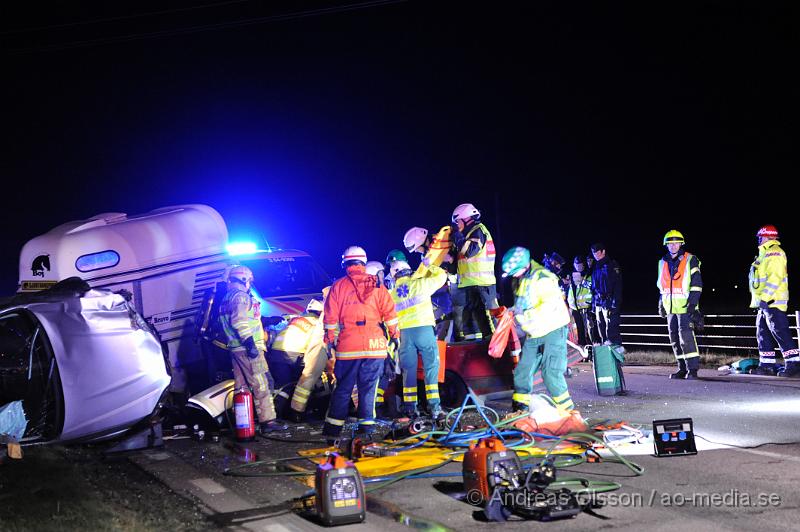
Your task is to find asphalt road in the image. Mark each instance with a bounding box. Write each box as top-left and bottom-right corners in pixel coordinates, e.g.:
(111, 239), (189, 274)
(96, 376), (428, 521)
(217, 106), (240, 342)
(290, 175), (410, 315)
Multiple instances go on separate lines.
(131, 364), (800, 531)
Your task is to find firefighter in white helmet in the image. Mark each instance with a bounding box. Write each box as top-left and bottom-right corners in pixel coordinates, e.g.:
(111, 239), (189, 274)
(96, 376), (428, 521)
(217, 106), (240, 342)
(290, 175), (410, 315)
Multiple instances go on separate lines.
(389, 259), (448, 419)
(269, 291), (331, 422)
(450, 203), (499, 340)
(217, 265), (287, 433)
(322, 246), (399, 440)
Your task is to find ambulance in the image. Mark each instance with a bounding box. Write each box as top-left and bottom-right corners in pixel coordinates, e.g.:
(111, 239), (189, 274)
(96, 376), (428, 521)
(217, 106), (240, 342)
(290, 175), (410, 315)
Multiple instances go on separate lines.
(18, 204), (331, 395)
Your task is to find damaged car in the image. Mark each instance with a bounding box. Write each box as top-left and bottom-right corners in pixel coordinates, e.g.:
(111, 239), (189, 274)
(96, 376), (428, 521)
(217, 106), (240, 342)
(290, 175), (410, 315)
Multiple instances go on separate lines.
(0, 278), (170, 445)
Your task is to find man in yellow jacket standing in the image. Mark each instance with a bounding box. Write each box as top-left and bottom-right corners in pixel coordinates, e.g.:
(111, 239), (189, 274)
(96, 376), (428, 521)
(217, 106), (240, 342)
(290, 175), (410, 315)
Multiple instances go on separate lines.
(389, 260), (448, 418)
(501, 246), (575, 413)
(749, 225), (798, 377)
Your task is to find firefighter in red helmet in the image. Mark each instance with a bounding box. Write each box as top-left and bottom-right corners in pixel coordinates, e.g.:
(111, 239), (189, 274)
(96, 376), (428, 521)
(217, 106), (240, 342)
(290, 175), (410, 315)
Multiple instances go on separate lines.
(749, 225), (798, 377)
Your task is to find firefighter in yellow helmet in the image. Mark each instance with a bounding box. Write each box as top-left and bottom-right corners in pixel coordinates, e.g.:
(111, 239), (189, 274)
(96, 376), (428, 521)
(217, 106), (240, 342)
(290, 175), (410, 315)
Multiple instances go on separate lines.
(218, 265), (287, 433)
(450, 203), (499, 341)
(657, 230), (704, 380)
(749, 225), (798, 377)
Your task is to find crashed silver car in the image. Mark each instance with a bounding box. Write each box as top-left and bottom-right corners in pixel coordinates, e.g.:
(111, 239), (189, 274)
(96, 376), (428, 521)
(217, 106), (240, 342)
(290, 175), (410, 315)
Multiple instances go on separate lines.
(0, 279), (170, 444)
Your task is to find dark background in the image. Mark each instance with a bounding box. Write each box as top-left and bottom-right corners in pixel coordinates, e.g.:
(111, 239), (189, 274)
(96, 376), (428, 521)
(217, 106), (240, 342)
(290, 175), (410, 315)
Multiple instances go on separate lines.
(1, 1), (796, 312)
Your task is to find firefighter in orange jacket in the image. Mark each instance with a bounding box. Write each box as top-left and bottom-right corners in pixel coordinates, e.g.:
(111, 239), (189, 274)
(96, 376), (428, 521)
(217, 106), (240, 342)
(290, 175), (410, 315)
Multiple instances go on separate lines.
(322, 246), (400, 440)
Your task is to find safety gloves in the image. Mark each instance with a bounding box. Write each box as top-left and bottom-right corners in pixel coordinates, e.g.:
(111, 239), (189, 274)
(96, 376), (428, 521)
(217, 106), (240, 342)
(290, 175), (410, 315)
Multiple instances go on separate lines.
(243, 336), (260, 359)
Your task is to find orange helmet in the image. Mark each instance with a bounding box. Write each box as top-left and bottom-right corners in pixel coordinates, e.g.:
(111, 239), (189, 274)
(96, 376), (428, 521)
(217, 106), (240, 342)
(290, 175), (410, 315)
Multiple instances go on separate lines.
(756, 225), (779, 239)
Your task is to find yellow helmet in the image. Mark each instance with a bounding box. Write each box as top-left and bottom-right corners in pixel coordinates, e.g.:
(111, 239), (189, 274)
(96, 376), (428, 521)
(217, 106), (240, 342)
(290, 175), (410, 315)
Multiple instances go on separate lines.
(663, 230), (685, 246)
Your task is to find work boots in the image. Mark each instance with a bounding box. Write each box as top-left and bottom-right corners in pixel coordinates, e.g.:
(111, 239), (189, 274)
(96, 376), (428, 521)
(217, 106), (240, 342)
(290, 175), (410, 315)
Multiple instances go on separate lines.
(260, 420), (288, 433)
(684, 360), (700, 380)
(670, 360), (687, 379)
(778, 362), (800, 378)
(511, 401), (529, 413)
(750, 365), (778, 376)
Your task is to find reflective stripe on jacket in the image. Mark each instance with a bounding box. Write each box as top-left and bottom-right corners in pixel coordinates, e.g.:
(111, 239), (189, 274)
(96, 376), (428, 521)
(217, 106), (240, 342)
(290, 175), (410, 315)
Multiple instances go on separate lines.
(749, 240), (789, 311)
(272, 314), (322, 353)
(567, 278), (593, 310)
(513, 261), (571, 338)
(324, 264), (399, 360)
(218, 285), (266, 351)
(392, 264), (448, 329)
(457, 223), (497, 288)
(657, 252), (702, 314)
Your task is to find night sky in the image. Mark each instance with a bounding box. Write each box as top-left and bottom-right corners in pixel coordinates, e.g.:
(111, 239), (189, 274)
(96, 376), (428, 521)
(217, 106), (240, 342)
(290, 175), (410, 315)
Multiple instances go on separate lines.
(2, 1), (796, 311)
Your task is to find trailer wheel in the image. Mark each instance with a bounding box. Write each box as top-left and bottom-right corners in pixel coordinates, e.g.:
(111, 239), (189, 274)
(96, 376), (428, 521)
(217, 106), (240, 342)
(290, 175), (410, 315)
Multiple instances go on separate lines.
(440, 370), (468, 408)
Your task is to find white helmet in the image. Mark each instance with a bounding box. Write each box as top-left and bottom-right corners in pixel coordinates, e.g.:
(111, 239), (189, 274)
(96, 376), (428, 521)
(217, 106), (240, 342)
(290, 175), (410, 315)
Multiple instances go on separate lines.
(306, 298), (324, 313)
(341, 245), (367, 267)
(452, 203), (481, 223)
(365, 260), (384, 276)
(403, 227), (428, 253)
(227, 264), (254, 285)
(389, 260), (412, 278)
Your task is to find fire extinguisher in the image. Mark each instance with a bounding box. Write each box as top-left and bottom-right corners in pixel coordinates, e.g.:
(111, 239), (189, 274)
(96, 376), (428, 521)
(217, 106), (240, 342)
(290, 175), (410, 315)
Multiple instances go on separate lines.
(233, 386), (255, 441)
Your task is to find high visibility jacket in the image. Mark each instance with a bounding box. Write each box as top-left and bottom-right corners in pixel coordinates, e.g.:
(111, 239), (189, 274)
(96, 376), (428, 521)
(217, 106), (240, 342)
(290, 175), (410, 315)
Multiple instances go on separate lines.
(567, 277), (593, 310)
(272, 313), (323, 354)
(657, 252), (703, 314)
(749, 240), (789, 311)
(513, 261), (571, 338)
(457, 223), (496, 288)
(218, 284), (266, 351)
(324, 264), (399, 360)
(391, 264), (448, 329)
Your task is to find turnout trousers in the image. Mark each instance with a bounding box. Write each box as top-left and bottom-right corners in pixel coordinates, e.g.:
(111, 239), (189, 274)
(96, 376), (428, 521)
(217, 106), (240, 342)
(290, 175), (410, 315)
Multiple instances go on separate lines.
(667, 313), (699, 372)
(289, 347), (329, 413)
(322, 357), (384, 438)
(230, 349), (276, 423)
(512, 326), (574, 412)
(756, 308), (800, 368)
(398, 326), (441, 414)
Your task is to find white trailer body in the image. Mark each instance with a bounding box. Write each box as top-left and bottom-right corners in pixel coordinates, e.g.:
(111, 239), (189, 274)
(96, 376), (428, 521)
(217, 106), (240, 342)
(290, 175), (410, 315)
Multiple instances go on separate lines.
(18, 204), (330, 394)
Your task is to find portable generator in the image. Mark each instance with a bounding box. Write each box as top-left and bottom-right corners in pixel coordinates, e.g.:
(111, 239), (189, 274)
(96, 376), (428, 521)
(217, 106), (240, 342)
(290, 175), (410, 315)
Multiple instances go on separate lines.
(314, 453), (366, 526)
(463, 437), (524, 503)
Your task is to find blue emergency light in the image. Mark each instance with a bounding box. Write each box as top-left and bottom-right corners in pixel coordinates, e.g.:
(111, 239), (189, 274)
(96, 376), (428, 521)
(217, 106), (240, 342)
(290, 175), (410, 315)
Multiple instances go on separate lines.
(226, 242), (258, 256)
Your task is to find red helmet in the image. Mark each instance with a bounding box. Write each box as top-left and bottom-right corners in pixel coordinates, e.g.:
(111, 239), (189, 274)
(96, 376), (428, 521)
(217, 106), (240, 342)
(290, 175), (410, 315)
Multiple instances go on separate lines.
(756, 225), (779, 239)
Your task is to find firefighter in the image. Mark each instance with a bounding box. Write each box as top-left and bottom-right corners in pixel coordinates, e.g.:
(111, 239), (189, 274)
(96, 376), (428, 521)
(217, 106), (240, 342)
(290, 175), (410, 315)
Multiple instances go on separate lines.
(403, 225), (456, 336)
(388, 260), (448, 419)
(218, 265), (287, 433)
(590, 242), (623, 347)
(322, 246), (399, 440)
(657, 230), (704, 380)
(450, 203), (499, 341)
(502, 247), (574, 412)
(749, 225), (798, 377)
(266, 294), (330, 422)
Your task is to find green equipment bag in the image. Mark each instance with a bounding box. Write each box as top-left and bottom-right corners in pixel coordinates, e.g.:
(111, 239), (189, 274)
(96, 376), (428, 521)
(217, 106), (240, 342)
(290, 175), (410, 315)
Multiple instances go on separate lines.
(592, 345), (626, 396)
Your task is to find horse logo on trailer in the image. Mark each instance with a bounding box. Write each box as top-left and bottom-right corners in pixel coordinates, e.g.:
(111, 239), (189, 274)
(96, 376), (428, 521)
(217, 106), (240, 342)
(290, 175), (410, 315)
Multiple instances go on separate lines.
(31, 255), (51, 277)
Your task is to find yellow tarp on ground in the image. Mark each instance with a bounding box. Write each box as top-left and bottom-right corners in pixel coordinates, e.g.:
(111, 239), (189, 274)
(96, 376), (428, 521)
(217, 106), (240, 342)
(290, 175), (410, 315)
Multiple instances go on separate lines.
(297, 440), (586, 480)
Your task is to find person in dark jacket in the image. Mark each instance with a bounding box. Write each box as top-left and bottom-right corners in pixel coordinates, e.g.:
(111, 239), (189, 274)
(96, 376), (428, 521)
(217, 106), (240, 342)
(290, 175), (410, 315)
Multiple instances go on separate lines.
(590, 242), (623, 348)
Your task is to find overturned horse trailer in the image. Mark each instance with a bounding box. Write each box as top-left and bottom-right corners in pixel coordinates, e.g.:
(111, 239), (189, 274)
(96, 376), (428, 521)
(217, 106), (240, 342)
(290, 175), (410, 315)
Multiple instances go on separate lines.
(18, 204), (331, 396)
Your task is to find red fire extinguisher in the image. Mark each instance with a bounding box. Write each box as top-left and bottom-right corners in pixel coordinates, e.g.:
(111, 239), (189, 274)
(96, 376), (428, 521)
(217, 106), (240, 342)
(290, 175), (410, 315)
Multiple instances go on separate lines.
(233, 386), (255, 441)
